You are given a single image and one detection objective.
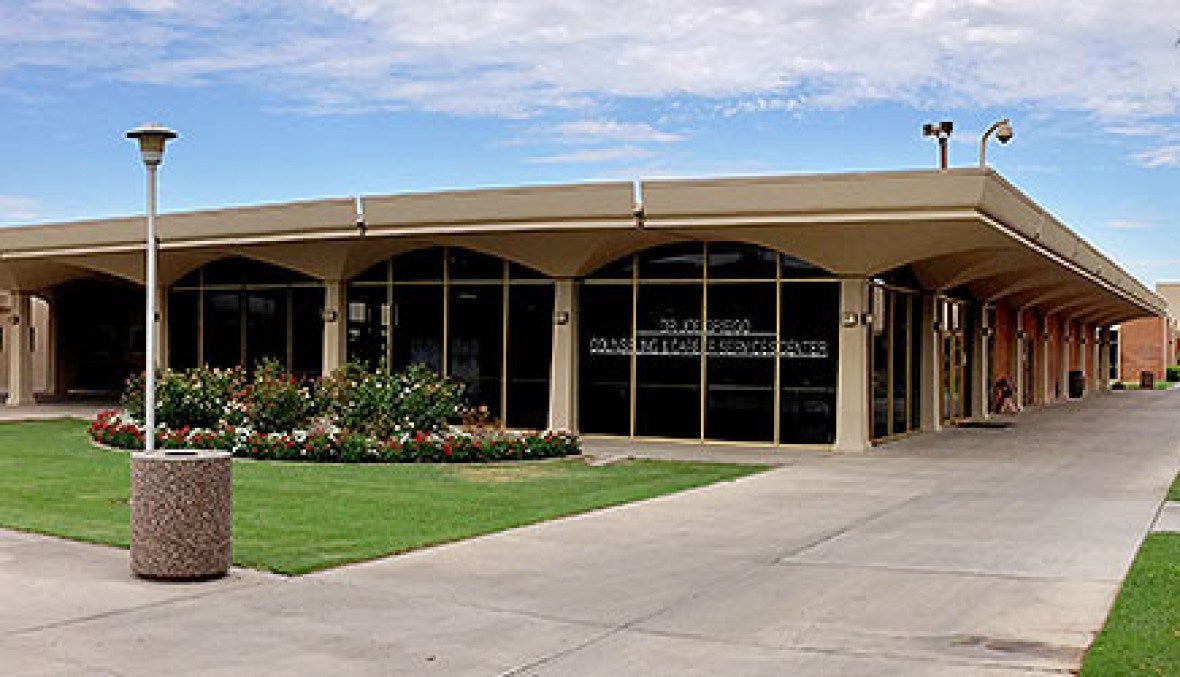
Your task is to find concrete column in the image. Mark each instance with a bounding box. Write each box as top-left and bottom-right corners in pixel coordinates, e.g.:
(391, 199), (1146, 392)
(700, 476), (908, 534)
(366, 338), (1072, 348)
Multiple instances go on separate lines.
(834, 279), (871, 451)
(321, 281), (347, 376)
(6, 292), (34, 406)
(1099, 327), (1112, 390)
(548, 279), (578, 432)
(971, 304), (988, 420)
(1014, 309), (1025, 410)
(1038, 315), (1050, 404)
(43, 293), (58, 396)
(155, 285), (169, 372)
(919, 293), (941, 431)
(1090, 325), (1101, 392)
(1059, 317), (1069, 401)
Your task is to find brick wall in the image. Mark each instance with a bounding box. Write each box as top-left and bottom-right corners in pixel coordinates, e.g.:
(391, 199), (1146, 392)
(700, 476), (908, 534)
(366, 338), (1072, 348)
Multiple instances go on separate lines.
(1119, 317), (1166, 382)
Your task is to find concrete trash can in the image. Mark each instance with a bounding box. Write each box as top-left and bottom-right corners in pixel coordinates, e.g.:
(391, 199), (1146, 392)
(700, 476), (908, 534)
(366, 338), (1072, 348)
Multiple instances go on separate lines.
(130, 450), (232, 581)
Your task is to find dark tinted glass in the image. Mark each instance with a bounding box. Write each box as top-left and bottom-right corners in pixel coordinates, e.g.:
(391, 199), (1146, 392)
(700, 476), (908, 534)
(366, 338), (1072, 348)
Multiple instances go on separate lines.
(202, 257), (314, 285)
(872, 291), (890, 439)
(635, 283), (702, 438)
(203, 290), (241, 368)
(780, 253), (834, 279)
(892, 293), (911, 434)
(391, 286), (443, 372)
(168, 290), (199, 370)
(245, 290), (287, 369)
(586, 253), (635, 280)
(448, 284), (503, 416)
(506, 284), (554, 430)
(392, 248), (444, 281)
(508, 261), (548, 280)
(346, 286), (387, 368)
(780, 281), (839, 444)
(578, 284), (632, 434)
(705, 283), (775, 441)
(292, 287), (324, 376)
(638, 242), (704, 279)
(173, 268), (201, 288)
(707, 243), (777, 279)
(911, 299), (923, 430)
(56, 279), (144, 392)
(352, 260), (388, 283)
(449, 248), (504, 281)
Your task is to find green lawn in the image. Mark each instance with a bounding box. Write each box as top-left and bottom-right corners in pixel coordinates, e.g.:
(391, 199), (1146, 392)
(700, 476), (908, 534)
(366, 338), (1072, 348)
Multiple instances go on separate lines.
(0, 419), (766, 574)
(1170, 473), (1180, 502)
(1081, 533), (1180, 676)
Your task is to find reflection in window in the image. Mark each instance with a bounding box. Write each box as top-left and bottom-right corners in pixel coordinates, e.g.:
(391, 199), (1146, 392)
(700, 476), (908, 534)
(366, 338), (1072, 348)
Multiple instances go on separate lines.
(348, 247), (554, 428)
(580, 242), (839, 444)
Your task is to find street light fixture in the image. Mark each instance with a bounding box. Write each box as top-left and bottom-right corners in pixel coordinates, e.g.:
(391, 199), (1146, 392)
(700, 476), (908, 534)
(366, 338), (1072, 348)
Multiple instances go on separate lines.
(922, 120), (954, 169)
(126, 123), (178, 454)
(979, 118), (1014, 168)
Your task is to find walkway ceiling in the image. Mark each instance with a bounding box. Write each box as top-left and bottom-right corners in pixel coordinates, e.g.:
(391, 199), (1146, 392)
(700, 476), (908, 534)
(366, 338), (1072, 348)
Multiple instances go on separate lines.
(0, 169), (1162, 324)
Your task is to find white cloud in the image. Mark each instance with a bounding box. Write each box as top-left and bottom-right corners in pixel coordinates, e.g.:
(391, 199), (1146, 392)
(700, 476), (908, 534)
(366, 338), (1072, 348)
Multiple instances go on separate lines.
(1133, 144), (1180, 168)
(3, 1), (1180, 131)
(1105, 218), (1154, 230)
(526, 146), (652, 164)
(0, 195), (39, 221)
(551, 120), (683, 144)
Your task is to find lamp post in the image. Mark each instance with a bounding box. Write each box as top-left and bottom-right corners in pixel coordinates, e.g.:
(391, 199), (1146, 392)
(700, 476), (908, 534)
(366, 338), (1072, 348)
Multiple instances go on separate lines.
(922, 120), (954, 169)
(126, 124), (177, 454)
(979, 118), (1014, 168)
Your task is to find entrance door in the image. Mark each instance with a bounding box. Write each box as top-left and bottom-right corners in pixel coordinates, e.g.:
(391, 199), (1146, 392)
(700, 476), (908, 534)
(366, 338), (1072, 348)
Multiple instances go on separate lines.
(939, 299), (968, 425)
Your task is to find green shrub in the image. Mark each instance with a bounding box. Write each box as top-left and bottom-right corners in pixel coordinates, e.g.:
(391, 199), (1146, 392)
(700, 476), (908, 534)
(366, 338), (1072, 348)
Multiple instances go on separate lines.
(240, 358), (316, 433)
(122, 366), (246, 429)
(337, 362), (465, 438)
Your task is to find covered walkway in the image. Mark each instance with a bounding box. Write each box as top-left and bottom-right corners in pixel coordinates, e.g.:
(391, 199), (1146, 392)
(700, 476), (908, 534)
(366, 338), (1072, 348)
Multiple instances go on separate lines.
(2, 389), (1178, 675)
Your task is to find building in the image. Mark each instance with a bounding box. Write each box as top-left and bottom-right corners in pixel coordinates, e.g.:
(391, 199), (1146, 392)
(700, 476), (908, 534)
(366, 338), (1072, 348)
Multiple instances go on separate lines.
(1117, 282), (1180, 383)
(0, 168), (1164, 451)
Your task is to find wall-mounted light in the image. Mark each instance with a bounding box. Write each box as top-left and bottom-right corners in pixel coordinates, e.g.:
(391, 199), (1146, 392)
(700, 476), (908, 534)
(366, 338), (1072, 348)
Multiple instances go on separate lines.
(321, 308), (339, 323)
(983, 327), (995, 338)
(841, 311), (859, 328)
(554, 310), (570, 326)
(1016, 329), (1027, 340)
(9, 315), (19, 325)
(862, 312), (875, 328)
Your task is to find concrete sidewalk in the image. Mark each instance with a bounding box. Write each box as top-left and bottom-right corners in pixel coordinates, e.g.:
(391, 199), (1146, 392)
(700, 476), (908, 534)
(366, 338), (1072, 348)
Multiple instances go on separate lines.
(2, 390), (1178, 675)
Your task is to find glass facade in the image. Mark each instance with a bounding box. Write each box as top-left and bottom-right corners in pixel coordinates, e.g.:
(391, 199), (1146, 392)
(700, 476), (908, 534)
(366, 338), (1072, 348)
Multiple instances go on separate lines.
(347, 247), (554, 430)
(580, 242), (838, 444)
(870, 283), (922, 441)
(168, 257), (324, 375)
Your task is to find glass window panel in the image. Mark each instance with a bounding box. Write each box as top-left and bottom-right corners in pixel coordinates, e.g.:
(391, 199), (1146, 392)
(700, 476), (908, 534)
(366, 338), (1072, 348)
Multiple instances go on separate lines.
(871, 290), (891, 439)
(202, 257), (313, 285)
(448, 248), (504, 281)
(585, 253), (635, 280)
(911, 299), (923, 431)
(892, 293), (910, 434)
(346, 286), (387, 369)
(245, 290), (287, 369)
(391, 285), (443, 373)
(56, 279), (144, 393)
(173, 268), (201, 288)
(203, 290), (241, 368)
(392, 248), (444, 281)
(448, 284), (503, 417)
(780, 253), (835, 279)
(780, 281), (839, 444)
(292, 288), (324, 376)
(578, 283), (632, 435)
(168, 290), (199, 370)
(635, 283), (702, 438)
(638, 243), (704, 280)
(506, 284), (554, 430)
(705, 283), (775, 442)
(508, 261), (547, 280)
(707, 243), (777, 280)
(352, 260), (388, 283)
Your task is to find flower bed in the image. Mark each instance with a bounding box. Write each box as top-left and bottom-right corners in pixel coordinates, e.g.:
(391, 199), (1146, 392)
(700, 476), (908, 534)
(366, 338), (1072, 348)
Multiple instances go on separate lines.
(89, 411), (580, 464)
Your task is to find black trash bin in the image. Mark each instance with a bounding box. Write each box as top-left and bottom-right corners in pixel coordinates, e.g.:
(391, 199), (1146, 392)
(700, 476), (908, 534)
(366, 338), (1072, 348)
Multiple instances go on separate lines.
(1068, 370), (1085, 398)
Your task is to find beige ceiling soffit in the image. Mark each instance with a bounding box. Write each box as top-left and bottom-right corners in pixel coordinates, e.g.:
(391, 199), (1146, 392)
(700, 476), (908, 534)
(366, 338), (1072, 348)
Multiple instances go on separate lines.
(361, 219), (635, 238)
(976, 212), (1162, 315)
(160, 229), (360, 251)
(2, 244), (143, 259)
(641, 209), (980, 230)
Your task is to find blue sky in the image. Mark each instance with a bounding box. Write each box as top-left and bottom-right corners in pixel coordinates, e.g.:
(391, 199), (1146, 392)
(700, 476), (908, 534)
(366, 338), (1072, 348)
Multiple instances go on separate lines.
(1, 1), (1179, 284)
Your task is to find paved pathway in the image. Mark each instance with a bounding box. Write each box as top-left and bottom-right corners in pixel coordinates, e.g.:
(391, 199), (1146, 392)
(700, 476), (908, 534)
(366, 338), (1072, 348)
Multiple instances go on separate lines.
(2, 390), (1178, 675)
